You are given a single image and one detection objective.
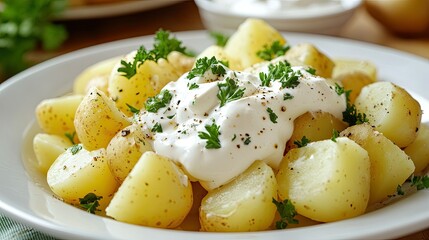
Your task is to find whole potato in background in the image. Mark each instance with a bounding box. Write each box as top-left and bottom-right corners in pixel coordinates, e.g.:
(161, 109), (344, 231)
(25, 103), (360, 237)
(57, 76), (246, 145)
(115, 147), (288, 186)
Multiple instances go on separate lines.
(365, 0), (429, 35)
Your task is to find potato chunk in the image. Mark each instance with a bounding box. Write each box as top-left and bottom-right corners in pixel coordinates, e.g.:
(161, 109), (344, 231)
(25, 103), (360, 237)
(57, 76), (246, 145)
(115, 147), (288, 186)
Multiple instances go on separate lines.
(284, 43), (334, 78)
(332, 59), (377, 82)
(341, 123), (415, 204)
(277, 138), (370, 222)
(166, 51), (195, 76)
(404, 123), (429, 174)
(35, 94), (84, 136)
(224, 18), (286, 69)
(106, 124), (153, 183)
(334, 72), (375, 103)
(355, 82), (422, 148)
(47, 146), (118, 209)
(106, 151), (193, 228)
(196, 45), (242, 70)
(74, 87), (130, 151)
(286, 111), (347, 152)
(33, 133), (73, 173)
(199, 160), (277, 232)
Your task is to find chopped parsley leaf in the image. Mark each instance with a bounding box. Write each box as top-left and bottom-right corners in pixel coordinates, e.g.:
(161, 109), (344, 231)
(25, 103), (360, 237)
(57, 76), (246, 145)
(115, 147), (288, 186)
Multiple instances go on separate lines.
(306, 67), (316, 75)
(187, 56), (227, 80)
(396, 185), (405, 196)
(335, 83), (368, 126)
(188, 82), (199, 90)
(272, 198), (299, 229)
(267, 107), (278, 123)
(144, 90), (173, 113)
(331, 129), (340, 142)
(79, 193), (103, 214)
(283, 93), (294, 100)
(294, 136), (310, 148)
(259, 61), (300, 89)
(217, 77), (245, 107)
(151, 122), (163, 133)
(209, 32), (229, 47)
(198, 122), (221, 149)
(257, 41), (290, 61)
(243, 137), (251, 145)
(126, 103), (140, 114)
(65, 132), (76, 145)
(232, 134), (237, 141)
(410, 175), (429, 190)
(70, 144), (82, 155)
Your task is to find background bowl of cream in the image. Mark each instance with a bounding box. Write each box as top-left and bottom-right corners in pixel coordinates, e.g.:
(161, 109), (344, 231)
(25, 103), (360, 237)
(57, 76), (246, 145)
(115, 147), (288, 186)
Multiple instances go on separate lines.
(194, 0), (362, 35)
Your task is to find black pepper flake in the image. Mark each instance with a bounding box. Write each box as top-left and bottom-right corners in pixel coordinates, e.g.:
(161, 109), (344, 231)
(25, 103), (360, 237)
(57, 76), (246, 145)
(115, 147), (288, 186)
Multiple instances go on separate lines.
(121, 129), (131, 137)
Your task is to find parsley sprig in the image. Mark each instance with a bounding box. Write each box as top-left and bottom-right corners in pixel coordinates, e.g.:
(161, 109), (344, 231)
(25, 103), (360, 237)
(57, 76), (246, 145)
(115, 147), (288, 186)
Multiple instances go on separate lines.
(259, 61), (300, 88)
(267, 107), (278, 123)
(118, 29), (190, 79)
(210, 32), (229, 47)
(151, 122), (163, 133)
(217, 77), (245, 107)
(198, 122), (221, 149)
(272, 198), (299, 229)
(335, 83), (369, 126)
(294, 136), (311, 148)
(257, 41), (290, 61)
(79, 193), (102, 214)
(69, 144), (82, 155)
(144, 90), (173, 113)
(187, 56), (227, 80)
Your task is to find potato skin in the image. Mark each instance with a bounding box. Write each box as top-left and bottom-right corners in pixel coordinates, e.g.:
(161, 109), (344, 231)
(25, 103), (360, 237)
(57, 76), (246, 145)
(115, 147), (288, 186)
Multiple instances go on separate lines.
(35, 94), (84, 136)
(355, 81), (422, 148)
(106, 152), (193, 228)
(74, 87), (130, 151)
(277, 138), (370, 222)
(199, 160), (277, 232)
(341, 123), (415, 204)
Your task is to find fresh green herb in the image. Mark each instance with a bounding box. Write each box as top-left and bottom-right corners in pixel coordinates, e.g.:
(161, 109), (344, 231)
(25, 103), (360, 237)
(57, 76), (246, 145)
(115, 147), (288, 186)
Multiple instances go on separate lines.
(232, 134), (237, 141)
(70, 144), (82, 155)
(209, 32), (229, 47)
(126, 103), (140, 114)
(410, 175), (429, 190)
(243, 137), (251, 145)
(144, 90), (173, 113)
(167, 114), (176, 119)
(65, 132), (76, 145)
(272, 198), (299, 229)
(267, 107), (278, 123)
(396, 185), (405, 196)
(187, 56), (227, 80)
(217, 77), (245, 107)
(335, 83), (368, 126)
(118, 29), (190, 79)
(331, 129), (340, 142)
(306, 67), (316, 75)
(283, 93), (294, 100)
(0, 0), (68, 78)
(151, 122), (163, 133)
(257, 41), (290, 61)
(259, 61), (300, 88)
(198, 122), (221, 149)
(79, 193), (102, 214)
(294, 136), (310, 148)
(188, 82), (199, 90)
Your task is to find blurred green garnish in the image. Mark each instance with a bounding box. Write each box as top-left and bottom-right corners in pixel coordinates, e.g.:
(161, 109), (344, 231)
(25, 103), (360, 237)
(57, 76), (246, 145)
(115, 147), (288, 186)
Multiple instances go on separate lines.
(0, 0), (68, 78)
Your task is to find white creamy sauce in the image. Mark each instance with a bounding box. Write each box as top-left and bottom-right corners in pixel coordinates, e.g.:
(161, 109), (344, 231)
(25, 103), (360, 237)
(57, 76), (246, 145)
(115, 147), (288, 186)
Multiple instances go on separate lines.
(212, 0), (351, 18)
(138, 63), (346, 190)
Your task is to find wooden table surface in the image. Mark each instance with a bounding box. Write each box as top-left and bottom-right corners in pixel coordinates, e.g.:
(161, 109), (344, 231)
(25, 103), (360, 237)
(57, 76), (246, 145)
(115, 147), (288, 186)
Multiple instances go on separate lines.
(18, 0), (429, 239)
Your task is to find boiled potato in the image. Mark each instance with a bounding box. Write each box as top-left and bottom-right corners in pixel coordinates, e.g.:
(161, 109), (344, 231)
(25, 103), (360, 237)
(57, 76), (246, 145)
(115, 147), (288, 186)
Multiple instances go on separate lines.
(286, 111), (347, 152)
(224, 18), (286, 69)
(47, 145), (118, 210)
(106, 124), (153, 183)
(74, 87), (130, 151)
(180, 182), (208, 231)
(166, 51), (196, 75)
(404, 123), (429, 173)
(35, 94), (84, 136)
(106, 151), (193, 228)
(200, 160), (277, 232)
(332, 59), (377, 82)
(355, 81), (422, 147)
(284, 43), (334, 78)
(341, 123), (415, 204)
(108, 51), (180, 116)
(277, 137), (370, 222)
(196, 45), (242, 70)
(334, 72), (375, 103)
(33, 133), (73, 173)
(73, 56), (121, 95)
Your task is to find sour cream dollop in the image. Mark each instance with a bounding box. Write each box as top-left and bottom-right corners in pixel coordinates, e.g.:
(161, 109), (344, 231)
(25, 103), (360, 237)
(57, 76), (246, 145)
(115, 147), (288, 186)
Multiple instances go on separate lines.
(138, 61), (346, 190)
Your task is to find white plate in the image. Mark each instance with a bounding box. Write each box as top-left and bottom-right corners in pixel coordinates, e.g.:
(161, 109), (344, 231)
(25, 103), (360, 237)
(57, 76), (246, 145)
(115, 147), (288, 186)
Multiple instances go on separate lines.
(58, 0), (184, 20)
(1, 31), (429, 240)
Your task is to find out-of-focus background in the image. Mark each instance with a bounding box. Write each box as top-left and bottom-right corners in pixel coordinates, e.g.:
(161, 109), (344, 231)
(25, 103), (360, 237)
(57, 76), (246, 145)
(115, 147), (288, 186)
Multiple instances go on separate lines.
(0, 0), (428, 84)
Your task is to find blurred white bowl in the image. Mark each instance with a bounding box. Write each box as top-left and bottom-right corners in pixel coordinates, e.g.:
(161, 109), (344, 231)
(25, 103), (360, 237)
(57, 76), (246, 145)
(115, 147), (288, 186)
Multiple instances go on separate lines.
(195, 0), (362, 35)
